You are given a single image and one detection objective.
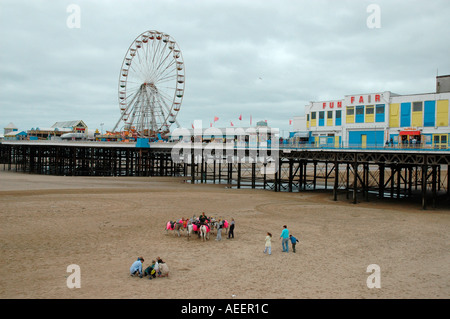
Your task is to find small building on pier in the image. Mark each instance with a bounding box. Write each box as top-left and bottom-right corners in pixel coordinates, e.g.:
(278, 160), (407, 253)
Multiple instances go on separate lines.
(27, 120), (88, 140)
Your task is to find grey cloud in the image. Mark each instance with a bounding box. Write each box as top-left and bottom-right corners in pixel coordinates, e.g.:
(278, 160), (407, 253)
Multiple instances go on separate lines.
(1, 0), (449, 134)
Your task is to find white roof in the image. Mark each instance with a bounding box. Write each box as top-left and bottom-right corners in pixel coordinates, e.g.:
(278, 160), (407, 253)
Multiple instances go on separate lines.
(51, 120), (86, 128)
(4, 122), (17, 129)
(4, 131), (26, 136)
(30, 127), (72, 132)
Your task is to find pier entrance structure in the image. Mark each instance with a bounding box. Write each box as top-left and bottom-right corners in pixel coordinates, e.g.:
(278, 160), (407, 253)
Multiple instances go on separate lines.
(1, 142), (449, 210)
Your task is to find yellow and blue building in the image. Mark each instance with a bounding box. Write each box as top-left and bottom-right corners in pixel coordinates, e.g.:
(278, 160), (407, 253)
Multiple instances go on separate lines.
(303, 75), (450, 149)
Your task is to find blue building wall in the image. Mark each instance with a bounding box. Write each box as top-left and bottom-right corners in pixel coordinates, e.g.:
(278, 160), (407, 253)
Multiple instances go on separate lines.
(355, 105), (364, 123)
(424, 100), (435, 127)
(348, 131), (384, 147)
(335, 111), (342, 126)
(318, 111), (325, 126)
(375, 104), (385, 122)
(400, 102), (411, 127)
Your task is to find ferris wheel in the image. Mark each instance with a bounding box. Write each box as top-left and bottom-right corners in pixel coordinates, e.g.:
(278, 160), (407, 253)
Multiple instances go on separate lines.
(112, 30), (185, 138)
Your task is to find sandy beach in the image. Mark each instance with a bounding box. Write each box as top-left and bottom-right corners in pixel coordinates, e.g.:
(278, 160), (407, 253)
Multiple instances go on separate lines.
(0, 169), (448, 299)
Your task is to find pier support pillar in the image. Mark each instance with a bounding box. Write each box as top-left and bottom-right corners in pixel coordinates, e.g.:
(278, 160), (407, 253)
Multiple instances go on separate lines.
(333, 157), (339, 201)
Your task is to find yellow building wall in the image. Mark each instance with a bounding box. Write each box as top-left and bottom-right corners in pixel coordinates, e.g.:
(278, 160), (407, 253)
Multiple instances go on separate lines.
(365, 106), (374, 123)
(346, 107), (354, 124)
(436, 100), (449, 127)
(389, 103), (399, 127)
(411, 110), (423, 127)
(327, 117), (333, 126)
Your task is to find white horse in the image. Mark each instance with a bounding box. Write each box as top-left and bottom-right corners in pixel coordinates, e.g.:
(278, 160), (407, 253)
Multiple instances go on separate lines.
(186, 221), (201, 240)
(186, 223), (194, 240)
(199, 225), (210, 241)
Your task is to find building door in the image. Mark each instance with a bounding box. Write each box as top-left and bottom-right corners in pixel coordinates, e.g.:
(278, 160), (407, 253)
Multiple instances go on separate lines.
(335, 136), (340, 148)
(361, 134), (367, 148)
(433, 134), (448, 149)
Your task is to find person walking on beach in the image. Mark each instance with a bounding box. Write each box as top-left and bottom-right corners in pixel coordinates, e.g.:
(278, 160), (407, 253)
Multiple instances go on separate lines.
(130, 256), (144, 278)
(216, 219), (223, 241)
(263, 232), (272, 255)
(289, 234), (299, 253)
(280, 225), (289, 252)
(228, 218), (235, 239)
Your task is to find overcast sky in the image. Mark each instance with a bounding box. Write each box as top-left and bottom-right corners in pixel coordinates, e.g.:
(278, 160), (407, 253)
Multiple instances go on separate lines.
(1, 0), (449, 136)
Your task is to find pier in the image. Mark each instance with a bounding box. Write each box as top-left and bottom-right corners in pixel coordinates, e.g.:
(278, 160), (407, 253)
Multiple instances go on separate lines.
(1, 141), (449, 210)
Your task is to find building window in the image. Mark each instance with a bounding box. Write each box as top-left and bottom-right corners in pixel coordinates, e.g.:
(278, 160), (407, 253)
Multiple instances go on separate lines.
(346, 106), (354, 124)
(310, 112), (316, 127)
(365, 105), (374, 123)
(327, 111), (333, 126)
(412, 101), (423, 127)
(319, 111), (325, 126)
(355, 105), (364, 123)
(375, 104), (385, 122)
(413, 101), (423, 112)
(336, 110), (342, 126)
(356, 106), (364, 114)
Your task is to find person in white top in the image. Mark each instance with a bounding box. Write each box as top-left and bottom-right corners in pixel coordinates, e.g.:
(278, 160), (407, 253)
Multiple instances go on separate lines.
(263, 232), (272, 255)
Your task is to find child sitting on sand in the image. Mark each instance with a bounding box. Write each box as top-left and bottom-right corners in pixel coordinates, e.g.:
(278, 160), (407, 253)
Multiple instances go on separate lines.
(144, 260), (157, 280)
(157, 257), (169, 277)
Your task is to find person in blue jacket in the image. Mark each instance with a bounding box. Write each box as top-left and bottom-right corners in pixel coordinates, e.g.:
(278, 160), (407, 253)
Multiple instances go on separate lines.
(280, 225), (289, 252)
(130, 257), (144, 278)
(289, 234), (299, 253)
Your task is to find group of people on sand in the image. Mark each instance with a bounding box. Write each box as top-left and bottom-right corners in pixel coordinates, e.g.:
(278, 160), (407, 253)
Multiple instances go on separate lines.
(129, 256), (169, 280)
(264, 225), (299, 255)
(171, 212), (235, 241)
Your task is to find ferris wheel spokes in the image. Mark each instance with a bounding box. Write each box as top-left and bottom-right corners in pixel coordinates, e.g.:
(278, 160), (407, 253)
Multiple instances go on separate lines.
(113, 30), (185, 137)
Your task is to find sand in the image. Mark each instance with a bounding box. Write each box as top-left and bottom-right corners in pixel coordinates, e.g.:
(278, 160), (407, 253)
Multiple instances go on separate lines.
(0, 169), (449, 299)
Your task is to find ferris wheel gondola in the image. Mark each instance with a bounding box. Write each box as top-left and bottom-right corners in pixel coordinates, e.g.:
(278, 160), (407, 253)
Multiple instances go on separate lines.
(112, 30), (185, 138)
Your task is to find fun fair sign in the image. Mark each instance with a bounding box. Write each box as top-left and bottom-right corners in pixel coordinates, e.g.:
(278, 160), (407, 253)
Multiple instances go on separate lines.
(316, 92), (389, 110)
